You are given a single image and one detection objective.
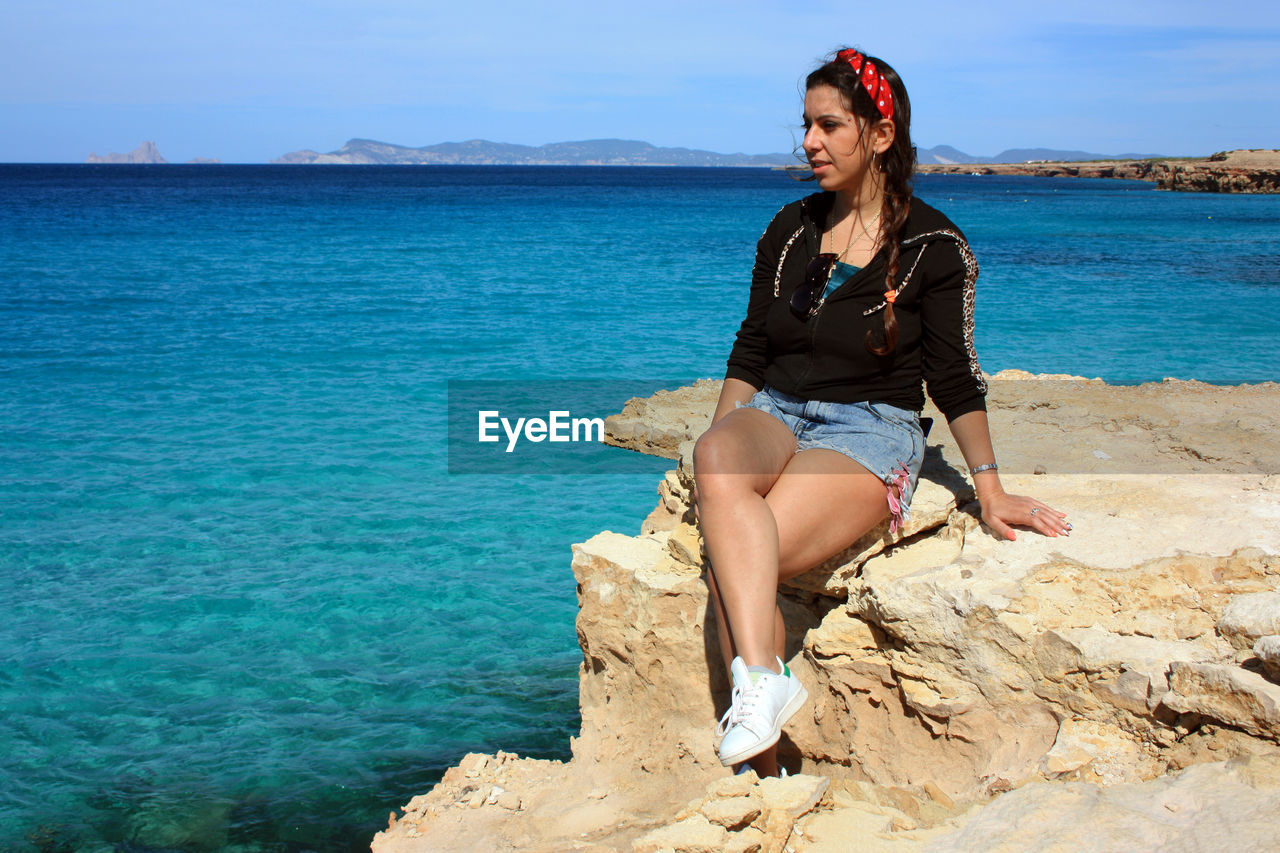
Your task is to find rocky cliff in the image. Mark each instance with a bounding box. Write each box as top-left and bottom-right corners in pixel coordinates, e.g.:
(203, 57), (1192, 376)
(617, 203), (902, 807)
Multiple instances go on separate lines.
(918, 149), (1280, 193)
(373, 373), (1280, 852)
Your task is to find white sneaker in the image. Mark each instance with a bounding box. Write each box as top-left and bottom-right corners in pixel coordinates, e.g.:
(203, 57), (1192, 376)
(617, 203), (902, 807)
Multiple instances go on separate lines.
(716, 656), (808, 766)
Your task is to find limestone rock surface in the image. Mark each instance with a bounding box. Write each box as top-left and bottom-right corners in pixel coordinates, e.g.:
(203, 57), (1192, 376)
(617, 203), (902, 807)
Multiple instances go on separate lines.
(1256, 635), (1280, 681)
(924, 753), (1280, 853)
(374, 376), (1280, 852)
(603, 379), (719, 460)
(917, 149), (1280, 193)
(1219, 592), (1280, 648)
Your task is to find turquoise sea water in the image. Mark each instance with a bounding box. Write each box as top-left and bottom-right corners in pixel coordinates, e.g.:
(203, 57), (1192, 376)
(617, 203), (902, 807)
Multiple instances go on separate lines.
(1, 165), (1277, 851)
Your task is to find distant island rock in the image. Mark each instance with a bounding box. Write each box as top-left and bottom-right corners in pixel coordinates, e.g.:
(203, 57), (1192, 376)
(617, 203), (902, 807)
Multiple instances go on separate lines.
(271, 137), (795, 167)
(86, 141), (167, 164)
(918, 149), (1280, 193)
(84, 143), (221, 164)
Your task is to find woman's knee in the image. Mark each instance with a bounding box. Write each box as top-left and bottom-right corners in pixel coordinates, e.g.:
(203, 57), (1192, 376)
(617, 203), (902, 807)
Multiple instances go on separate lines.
(692, 428), (737, 480)
(693, 435), (759, 511)
(693, 414), (790, 498)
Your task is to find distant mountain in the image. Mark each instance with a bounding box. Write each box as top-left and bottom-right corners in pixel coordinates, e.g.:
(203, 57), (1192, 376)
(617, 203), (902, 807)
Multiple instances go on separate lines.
(276, 138), (1176, 168)
(918, 145), (977, 165)
(272, 137), (796, 167)
(917, 145), (1170, 164)
(77, 137), (1177, 168)
(86, 141), (167, 164)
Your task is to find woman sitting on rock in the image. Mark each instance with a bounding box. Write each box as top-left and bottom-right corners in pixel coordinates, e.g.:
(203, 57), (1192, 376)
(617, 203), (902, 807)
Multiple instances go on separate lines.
(693, 47), (1070, 776)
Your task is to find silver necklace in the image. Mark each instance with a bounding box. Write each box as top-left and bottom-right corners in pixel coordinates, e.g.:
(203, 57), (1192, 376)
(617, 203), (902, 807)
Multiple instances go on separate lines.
(826, 206), (882, 263)
(812, 206), (882, 314)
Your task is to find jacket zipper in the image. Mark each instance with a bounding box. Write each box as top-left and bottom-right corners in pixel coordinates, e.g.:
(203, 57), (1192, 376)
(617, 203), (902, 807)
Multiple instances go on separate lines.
(797, 260), (879, 392)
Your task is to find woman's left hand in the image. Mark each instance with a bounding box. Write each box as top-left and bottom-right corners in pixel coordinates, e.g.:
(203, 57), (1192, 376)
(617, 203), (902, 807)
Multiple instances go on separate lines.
(979, 490), (1070, 541)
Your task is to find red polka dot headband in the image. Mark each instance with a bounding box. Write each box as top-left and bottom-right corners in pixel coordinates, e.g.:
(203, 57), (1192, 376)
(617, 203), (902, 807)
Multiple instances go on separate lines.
(836, 49), (894, 122)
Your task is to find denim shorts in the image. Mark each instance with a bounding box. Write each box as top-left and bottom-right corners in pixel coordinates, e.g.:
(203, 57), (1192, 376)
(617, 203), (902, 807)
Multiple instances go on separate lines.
(736, 385), (926, 531)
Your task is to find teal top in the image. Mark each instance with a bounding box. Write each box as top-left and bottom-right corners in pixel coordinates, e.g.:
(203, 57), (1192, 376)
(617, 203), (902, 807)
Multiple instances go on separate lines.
(822, 260), (861, 301)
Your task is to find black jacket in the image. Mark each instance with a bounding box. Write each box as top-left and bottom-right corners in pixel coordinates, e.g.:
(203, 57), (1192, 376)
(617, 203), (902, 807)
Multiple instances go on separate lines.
(725, 193), (987, 422)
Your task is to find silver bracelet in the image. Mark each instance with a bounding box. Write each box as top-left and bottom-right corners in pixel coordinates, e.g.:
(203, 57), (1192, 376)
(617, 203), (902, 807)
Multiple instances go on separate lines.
(970, 462), (998, 475)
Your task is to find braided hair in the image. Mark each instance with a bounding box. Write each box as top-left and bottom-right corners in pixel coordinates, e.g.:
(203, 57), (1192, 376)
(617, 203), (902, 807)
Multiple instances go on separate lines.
(804, 49), (916, 355)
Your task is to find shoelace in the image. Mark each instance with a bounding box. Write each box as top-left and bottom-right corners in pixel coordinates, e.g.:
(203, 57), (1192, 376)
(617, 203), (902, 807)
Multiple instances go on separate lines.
(716, 679), (767, 737)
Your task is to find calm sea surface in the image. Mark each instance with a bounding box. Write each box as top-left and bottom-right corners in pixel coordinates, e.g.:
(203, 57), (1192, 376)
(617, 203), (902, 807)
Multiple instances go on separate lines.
(1, 165), (1277, 850)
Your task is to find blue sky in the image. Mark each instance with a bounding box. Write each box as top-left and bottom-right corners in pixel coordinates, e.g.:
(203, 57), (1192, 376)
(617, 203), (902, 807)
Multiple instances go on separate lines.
(1, 0), (1277, 162)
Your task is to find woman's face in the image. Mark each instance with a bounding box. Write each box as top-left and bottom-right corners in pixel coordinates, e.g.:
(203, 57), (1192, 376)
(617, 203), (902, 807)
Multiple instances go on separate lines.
(802, 84), (879, 195)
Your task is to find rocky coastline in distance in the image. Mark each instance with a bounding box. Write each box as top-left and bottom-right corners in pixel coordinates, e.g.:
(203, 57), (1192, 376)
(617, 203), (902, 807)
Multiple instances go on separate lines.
(918, 148), (1280, 194)
(83, 139), (1279, 192)
(373, 373), (1280, 853)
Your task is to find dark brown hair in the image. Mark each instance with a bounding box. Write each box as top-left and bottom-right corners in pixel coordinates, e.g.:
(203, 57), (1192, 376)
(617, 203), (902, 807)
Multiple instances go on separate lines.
(804, 49), (916, 355)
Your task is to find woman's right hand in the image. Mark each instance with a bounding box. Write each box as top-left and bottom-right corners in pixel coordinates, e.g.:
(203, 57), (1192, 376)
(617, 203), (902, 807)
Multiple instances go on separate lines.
(979, 488), (1070, 540)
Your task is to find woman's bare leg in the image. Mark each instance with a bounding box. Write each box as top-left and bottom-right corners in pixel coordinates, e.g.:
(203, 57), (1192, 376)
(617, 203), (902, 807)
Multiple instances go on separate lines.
(705, 569), (786, 672)
(704, 569), (787, 777)
(701, 445), (895, 774)
(694, 408), (799, 669)
(768, 449), (896, 582)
